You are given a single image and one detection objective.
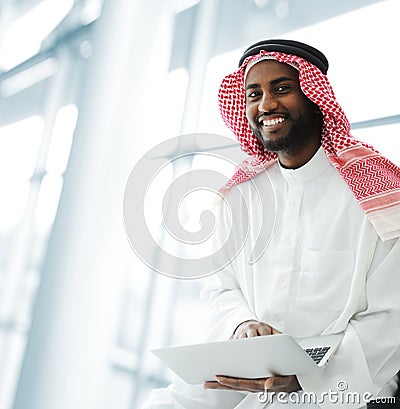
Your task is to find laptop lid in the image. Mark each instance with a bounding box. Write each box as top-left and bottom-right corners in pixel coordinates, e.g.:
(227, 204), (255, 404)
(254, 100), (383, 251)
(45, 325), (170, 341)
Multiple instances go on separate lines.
(152, 334), (342, 385)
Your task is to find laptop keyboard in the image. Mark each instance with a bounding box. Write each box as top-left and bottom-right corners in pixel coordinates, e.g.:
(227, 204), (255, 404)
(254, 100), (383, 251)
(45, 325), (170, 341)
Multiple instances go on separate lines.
(304, 346), (331, 364)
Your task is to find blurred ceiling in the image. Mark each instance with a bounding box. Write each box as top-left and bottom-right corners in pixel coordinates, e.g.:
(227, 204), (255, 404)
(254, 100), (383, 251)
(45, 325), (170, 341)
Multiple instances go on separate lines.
(170, 0), (385, 69)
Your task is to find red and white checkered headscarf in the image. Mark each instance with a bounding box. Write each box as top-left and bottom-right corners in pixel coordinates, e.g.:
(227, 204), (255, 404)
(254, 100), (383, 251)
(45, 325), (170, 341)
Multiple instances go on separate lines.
(219, 50), (400, 241)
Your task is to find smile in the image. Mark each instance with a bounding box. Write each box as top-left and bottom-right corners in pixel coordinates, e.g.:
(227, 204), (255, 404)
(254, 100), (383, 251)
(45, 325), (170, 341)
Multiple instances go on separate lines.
(258, 116), (286, 127)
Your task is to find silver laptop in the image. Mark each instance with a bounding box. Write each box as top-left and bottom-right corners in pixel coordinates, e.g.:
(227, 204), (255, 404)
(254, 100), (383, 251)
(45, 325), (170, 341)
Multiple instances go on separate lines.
(152, 334), (343, 385)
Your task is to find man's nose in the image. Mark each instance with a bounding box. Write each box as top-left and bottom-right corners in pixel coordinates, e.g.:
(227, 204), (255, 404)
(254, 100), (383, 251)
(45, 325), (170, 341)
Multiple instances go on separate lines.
(258, 92), (278, 112)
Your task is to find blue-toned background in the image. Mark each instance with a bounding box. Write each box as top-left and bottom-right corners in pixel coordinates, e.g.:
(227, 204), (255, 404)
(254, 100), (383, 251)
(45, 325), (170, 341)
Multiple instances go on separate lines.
(0, 1), (399, 408)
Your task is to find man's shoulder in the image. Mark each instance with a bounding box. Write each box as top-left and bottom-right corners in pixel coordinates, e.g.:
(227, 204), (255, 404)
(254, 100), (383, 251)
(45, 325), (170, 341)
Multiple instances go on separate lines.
(218, 163), (278, 205)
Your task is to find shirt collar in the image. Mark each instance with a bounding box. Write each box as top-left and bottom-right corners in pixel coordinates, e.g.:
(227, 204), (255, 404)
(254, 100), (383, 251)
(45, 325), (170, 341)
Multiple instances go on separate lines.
(278, 145), (331, 185)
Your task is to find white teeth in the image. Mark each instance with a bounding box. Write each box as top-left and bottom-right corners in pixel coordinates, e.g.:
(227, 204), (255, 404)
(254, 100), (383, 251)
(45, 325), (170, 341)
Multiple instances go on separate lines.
(261, 117), (285, 126)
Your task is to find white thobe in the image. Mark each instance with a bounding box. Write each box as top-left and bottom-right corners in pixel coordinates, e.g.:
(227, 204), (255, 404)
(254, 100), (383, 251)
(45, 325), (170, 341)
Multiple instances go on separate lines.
(143, 147), (400, 409)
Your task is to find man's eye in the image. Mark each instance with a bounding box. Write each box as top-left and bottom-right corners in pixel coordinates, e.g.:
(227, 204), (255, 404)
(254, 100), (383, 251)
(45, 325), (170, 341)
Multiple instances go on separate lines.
(247, 91), (260, 98)
(276, 85), (290, 93)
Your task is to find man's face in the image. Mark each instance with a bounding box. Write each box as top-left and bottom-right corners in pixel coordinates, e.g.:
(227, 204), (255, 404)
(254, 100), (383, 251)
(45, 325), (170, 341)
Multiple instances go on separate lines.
(245, 60), (322, 155)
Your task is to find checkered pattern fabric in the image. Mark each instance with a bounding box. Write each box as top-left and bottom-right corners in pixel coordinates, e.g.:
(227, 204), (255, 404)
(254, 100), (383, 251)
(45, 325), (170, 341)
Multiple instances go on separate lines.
(218, 51), (400, 240)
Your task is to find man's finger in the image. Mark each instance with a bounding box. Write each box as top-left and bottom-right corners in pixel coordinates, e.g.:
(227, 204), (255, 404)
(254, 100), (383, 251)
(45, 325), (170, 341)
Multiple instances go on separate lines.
(215, 376), (265, 392)
(203, 381), (230, 390)
(264, 375), (301, 393)
(203, 381), (246, 391)
(264, 377), (276, 390)
(258, 325), (272, 336)
(246, 328), (258, 337)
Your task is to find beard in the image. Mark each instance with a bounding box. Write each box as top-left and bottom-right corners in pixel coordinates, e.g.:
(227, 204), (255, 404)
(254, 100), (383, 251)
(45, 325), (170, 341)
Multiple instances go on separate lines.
(251, 110), (322, 156)
(251, 126), (300, 154)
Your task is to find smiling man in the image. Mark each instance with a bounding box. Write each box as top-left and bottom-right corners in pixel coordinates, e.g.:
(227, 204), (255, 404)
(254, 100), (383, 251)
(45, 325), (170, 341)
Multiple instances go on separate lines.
(244, 58), (322, 168)
(143, 40), (400, 409)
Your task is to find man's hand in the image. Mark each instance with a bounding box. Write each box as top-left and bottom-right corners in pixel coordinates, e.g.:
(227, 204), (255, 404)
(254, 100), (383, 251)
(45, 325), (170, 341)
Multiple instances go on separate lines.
(204, 374), (301, 393)
(204, 320), (292, 393)
(233, 320), (281, 339)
